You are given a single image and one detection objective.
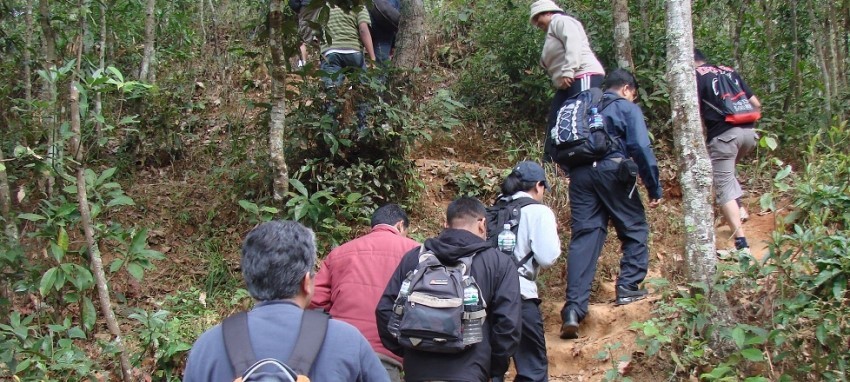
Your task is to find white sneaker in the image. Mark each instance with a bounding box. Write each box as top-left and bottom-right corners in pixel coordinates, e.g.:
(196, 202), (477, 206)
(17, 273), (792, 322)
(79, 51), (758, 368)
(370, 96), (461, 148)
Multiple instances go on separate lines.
(740, 207), (749, 223)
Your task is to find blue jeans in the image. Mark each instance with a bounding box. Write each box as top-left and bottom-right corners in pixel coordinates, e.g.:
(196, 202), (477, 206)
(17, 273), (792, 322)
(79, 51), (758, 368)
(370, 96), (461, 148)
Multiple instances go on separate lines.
(320, 52), (368, 130)
(372, 32), (396, 63)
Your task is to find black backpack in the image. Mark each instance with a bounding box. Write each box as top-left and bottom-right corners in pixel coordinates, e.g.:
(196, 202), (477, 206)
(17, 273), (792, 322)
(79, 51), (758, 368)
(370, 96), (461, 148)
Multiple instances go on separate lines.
(388, 246), (486, 354)
(485, 196), (540, 273)
(550, 88), (616, 167)
(700, 65), (761, 125)
(222, 309), (328, 382)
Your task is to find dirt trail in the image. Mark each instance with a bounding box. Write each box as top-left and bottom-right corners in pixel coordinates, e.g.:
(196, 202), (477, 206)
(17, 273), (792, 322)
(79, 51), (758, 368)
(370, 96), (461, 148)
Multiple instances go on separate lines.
(413, 159), (777, 381)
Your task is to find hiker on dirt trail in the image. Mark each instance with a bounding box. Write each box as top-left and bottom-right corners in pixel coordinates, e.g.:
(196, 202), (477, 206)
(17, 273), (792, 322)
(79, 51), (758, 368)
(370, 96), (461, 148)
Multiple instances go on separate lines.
(309, 204), (419, 382)
(184, 220), (389, 382)
(320, 4), (377, 86)
(376, 197), (522, 382)
(290, 0), (320, 68)
(694, 49), (762, 251)
(497, 161), (562, 381)
(529, 0), (605, 166)
(368, 0), (401, 64)
(559, 69), (662, 340)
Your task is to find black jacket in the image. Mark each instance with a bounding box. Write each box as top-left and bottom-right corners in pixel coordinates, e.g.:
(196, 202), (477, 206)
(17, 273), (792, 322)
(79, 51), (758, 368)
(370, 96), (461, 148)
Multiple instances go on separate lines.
(376, 228), (522, 381)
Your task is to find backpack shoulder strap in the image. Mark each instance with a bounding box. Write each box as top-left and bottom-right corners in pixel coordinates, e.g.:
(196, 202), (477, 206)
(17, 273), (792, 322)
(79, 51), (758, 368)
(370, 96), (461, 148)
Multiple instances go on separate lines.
(222, 311), (257, 377)
(288, 309), (330, 376)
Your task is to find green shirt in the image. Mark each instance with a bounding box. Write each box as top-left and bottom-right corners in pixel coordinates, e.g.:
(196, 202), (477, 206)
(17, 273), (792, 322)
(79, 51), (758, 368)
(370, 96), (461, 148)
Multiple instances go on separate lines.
(321, 6), (371, 53)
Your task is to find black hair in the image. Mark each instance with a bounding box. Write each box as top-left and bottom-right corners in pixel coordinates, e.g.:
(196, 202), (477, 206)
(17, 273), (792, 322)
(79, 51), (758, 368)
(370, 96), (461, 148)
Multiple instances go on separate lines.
(603, 68), (639, 93)
(694, 48), (707, 63)
(241, 220), (316, 301)
(500, 173), (538, 196)
(371, 203), (409, 228)
(446, 196), (486, 227)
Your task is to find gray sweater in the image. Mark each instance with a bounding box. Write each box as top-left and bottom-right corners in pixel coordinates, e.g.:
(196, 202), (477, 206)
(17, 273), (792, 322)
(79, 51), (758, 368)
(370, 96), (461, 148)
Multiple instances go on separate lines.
(539, 14), (605, 87)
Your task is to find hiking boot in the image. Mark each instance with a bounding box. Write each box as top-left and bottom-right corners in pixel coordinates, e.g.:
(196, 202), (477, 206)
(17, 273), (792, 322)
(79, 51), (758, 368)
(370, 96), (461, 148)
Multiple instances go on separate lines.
(559, 308), (579, 339)
(615, 285), (648, 305)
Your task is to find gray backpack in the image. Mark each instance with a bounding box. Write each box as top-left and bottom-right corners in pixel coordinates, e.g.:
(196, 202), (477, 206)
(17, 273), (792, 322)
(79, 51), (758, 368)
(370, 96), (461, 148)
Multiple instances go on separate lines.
(388, 246), (486, 353)
(222, 308), (328, 382)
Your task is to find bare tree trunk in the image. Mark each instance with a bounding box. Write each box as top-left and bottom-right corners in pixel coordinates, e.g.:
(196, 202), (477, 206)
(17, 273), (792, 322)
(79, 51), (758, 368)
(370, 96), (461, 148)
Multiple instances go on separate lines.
(70, 83), (133, 382)
(269, 0), (289, 200)
(731, 0), (748, 72)
(0, 146), (18, 244)
(207, 0), (220, 54)
(38, 0), (59, 197)
(827, 2), (844, 92)
(809, 3), (833, 119)
(139, 0), (156, 82)
(613, 0), (635, 70)
(393, 0), (426, 70)
(24, 0), (34, 106)
(199, 0), (206, 43)
(665, 0), (735, 352)
(94, 1), (107, 138)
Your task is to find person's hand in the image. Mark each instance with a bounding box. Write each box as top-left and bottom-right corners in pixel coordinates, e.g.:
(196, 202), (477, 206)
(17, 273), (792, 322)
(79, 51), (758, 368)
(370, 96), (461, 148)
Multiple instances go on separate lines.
(649, 198), (662, 208)
(558, 76), (574, 89)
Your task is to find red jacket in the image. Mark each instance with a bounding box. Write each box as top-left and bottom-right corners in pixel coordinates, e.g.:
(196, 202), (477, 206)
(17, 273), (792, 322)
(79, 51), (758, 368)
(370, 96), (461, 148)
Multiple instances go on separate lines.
(309, 224), (419, 363)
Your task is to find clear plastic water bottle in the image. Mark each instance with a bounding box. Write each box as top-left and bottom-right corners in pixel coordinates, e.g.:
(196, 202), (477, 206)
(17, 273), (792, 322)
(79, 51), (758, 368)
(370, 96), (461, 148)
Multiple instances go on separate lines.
(388, 278), (412, 338)
(497, 224), (516, 254)
(589, 107), (604, 130)
(462, 278), (484, 345)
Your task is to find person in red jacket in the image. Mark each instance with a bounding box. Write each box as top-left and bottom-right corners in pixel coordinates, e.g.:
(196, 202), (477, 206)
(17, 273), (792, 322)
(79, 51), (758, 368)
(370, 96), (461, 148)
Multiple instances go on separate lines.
(309, 204), (419, 382)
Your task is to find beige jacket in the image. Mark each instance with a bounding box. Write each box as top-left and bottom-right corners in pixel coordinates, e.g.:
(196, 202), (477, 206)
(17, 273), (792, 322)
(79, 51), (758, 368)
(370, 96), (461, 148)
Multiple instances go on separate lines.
(539, 14), (605, 87)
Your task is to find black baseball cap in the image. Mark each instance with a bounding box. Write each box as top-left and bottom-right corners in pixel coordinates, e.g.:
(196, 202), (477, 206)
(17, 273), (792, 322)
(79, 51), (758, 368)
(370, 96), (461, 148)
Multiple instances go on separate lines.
(513, 161), (550, 190)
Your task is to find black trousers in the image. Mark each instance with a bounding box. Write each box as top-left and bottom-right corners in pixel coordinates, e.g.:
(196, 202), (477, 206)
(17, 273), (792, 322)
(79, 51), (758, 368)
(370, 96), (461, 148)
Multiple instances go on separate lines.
(513, 299), (548, 382)
(562, 159), (650, 321)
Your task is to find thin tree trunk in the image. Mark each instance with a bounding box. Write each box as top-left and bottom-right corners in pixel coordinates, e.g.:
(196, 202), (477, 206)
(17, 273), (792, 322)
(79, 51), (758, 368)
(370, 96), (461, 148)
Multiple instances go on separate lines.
(393, 0), (426, 70)
(269, 0), (289, 200)
(613, 0), (635, 70)
(207, 0), (219, 54)
(809, 3), (833, 119)
(139, 0), (156, 82)
(38, 0), (59, 197)
(665, 0), (735, 353)
(94, 0), (107, 138)
(827, 2), (844, 92)
(0, 146), (18, 243)
(199, 0), (206, 43)
(70, 83), (133, 382)
(24, 0), (34, 106)
(731, 0), (748, 72)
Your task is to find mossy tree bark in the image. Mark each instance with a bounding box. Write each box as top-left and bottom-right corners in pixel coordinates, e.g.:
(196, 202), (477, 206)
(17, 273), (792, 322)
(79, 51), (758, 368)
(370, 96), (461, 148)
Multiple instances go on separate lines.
(613, 0), (634, 70)
(665, 0), (735, 354)
(394, 0), (426, 71)
(139, 0), (157, 82)
(269, 0), (289, 201)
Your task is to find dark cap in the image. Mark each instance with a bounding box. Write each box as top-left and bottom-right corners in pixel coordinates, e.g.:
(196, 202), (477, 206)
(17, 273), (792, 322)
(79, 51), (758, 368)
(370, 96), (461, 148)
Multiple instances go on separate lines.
(512, 161), (550, 190)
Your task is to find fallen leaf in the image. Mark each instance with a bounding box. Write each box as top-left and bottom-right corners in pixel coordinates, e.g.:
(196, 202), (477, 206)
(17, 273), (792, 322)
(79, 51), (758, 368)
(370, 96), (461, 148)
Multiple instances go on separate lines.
(17, 187), (25, 203)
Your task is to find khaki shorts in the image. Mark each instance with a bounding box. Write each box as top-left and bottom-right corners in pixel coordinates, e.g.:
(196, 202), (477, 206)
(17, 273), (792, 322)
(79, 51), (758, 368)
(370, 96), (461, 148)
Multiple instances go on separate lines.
(708, 127), (757, 205)
(298, 7), (320, 44)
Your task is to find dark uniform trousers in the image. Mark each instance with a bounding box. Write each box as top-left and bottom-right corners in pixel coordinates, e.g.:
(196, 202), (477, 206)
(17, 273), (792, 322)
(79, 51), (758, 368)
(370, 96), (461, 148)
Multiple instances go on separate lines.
(564, 158), (649, 321)
(514, 298), (548, 382)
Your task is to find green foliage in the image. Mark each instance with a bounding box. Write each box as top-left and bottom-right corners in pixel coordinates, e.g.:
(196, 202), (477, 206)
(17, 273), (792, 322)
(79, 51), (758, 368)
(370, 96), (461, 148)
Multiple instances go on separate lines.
(0, 312), (99, 380)
(128, 309), (193, 380)
(635, 122), (850, 380)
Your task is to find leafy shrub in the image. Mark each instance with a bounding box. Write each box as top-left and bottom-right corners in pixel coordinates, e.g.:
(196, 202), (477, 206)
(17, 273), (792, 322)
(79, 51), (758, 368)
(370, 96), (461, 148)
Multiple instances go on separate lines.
(634, 122), (850, 381)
